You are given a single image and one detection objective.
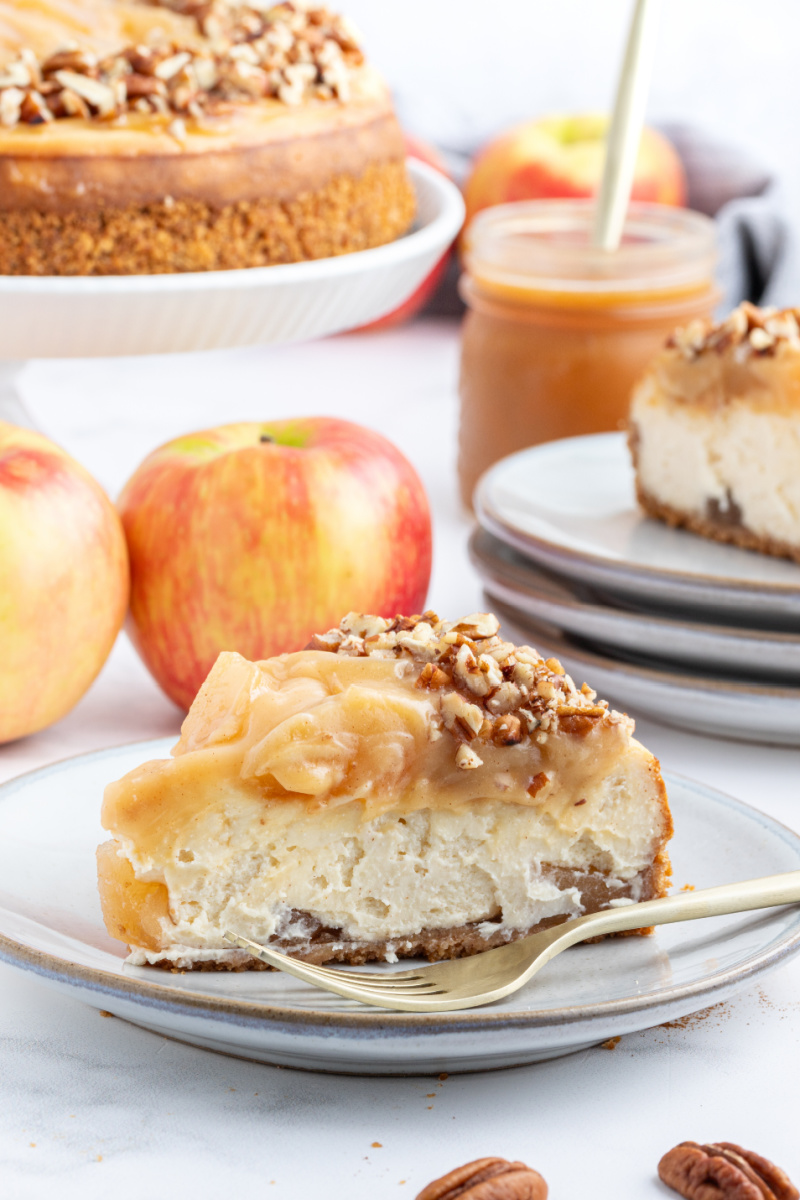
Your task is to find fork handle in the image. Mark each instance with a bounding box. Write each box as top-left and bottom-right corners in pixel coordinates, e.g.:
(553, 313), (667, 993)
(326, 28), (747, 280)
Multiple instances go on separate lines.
(560, 869), (800, 946)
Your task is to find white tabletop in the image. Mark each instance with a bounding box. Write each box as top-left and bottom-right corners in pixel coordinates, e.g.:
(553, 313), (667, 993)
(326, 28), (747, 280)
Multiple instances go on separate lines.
(3, 318), (799, 1198)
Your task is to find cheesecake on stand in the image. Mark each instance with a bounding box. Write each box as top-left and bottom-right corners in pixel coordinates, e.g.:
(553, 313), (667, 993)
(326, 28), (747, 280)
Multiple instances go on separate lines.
(0, 0), (414, 273)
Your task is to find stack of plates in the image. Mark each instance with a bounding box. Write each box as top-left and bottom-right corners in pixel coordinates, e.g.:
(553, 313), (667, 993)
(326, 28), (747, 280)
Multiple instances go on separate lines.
(472, 432), (800, 745)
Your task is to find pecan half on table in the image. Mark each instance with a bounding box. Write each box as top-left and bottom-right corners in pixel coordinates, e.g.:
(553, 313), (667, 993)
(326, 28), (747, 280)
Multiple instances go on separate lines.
(416, 1157), (548, 1200)
(658, 1141), (799, 1200)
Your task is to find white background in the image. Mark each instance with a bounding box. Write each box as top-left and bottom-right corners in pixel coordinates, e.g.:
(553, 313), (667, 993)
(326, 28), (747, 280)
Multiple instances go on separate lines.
(349, 0), (800, 214)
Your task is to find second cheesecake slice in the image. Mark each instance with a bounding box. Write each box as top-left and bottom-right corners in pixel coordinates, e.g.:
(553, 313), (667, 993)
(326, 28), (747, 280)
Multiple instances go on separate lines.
(630, 302), (800, 564)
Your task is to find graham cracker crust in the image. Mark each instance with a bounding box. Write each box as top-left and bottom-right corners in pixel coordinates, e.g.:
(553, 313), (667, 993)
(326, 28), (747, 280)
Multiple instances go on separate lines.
(634, 480), (800, 566)
(143, 852), (672, 971)
(0, 159), (414, 276)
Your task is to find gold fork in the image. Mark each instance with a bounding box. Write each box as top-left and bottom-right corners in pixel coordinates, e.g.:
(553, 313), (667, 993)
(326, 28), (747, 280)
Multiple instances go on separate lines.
(225, 870), (800, 1013)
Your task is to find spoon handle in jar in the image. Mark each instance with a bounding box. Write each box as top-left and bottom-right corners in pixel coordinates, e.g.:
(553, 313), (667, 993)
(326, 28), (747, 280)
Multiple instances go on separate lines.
(593, 0), (661, 252)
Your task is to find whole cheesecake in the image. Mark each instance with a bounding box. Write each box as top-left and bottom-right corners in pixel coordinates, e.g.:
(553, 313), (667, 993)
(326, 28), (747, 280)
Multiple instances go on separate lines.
(0, 0), (415, 274)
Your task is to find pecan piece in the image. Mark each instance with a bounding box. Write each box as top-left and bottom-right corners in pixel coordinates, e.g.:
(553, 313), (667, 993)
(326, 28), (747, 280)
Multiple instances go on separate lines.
(658, 1141), (799, 1200)
(416, 1157), (548, 1200)
(492, 714), (523, 746)
(526, 772), (549, 799)
(452, 613), (500, 639)
(558, 712), (600, 737)
(714, 1146), (799, 1200)
(415, 663), (450, 690)
(41, 48), (97, 76)
(47, 86), (90, 118)
(19, 91), (53, 124)
(304, 633), (339, 652)
(455, 743), (483, 770)
(125, 73), (167, 99)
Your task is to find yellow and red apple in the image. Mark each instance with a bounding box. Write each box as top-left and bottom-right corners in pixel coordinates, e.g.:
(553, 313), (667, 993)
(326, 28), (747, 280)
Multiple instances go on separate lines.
(464, 114), (687, 229)
(119, 417), (432, 710)
(0, 422), (129, 743)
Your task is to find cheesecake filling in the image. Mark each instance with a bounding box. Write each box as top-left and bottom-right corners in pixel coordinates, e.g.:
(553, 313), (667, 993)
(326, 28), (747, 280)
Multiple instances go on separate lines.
(632, 378), (800, 546)
(111, 778), (661, 964)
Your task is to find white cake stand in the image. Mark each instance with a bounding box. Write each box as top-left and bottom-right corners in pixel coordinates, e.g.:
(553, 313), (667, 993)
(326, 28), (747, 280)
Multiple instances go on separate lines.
(0, 160), (464, 426)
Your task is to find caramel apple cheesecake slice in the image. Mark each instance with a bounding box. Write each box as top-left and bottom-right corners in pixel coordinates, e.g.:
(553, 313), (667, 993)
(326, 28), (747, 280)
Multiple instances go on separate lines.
(98, 611), (672, 970)
(0, 0), (414, 274)
(630, 302), (800, 564)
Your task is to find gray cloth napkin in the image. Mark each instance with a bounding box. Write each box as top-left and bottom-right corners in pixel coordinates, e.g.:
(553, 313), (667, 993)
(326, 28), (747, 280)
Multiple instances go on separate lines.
(658, 124), (786, 311)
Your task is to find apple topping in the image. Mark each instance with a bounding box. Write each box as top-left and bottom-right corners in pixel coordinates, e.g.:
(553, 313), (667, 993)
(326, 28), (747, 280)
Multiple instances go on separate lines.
(309, 611), (627, 766)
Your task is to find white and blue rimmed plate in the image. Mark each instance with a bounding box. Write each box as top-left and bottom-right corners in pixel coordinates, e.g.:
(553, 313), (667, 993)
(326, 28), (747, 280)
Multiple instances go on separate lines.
(2, 739), (800, 1075)
(470, 527), (800, 684)
(475, 432), (800, 629)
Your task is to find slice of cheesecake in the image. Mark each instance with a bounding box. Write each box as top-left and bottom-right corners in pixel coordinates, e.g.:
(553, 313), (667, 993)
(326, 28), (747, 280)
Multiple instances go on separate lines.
(98, 611), (672, 970)
(630, 302), (800, 564)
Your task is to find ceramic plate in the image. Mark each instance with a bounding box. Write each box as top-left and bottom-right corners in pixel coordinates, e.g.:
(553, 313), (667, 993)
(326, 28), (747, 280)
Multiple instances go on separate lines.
(494, 601), (800, 747)
(2, 740), (800, 1075)
(475, 433), (800, 629)
(470, 528), (800, 684)
(0, 161), (464, 358)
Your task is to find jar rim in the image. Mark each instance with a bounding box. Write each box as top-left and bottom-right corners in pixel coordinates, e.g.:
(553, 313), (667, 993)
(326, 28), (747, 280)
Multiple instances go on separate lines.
(463, 198), (717, 294)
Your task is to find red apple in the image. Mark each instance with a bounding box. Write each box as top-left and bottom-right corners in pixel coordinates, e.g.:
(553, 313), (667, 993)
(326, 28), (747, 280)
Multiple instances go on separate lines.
(0, 422), (129, 743)
(119, 418), (432, 710)
(464, 114), (687, 230)
(355, 133), (456, 332)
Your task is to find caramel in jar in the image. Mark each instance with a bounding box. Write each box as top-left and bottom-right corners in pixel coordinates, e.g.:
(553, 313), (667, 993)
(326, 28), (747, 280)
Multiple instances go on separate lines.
(458, 200), (718, 506)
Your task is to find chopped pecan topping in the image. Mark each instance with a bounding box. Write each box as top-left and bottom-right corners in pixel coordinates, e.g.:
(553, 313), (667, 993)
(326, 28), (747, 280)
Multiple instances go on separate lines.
(441, 691), (485, 739)
(492, 714), (523, 746)
(415, 663), (450, 690)
(0, 0), (362, 128)
(658, 1141), (799, 1200)
(452, 612), (501, 639)
(19, 90), (53, 125)
(527, 771), (549, 798)
(416, 1157), (548, 1200)
(455, 744), (483, 770)
(306, 632), (342, 652)
(558, 712), (602, 737)
(667, 302), (800, 363)
(310, 611), (622, 769)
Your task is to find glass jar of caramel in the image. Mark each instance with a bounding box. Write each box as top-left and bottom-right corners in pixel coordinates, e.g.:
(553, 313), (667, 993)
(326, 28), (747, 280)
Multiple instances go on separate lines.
(458, 199), (718, 506)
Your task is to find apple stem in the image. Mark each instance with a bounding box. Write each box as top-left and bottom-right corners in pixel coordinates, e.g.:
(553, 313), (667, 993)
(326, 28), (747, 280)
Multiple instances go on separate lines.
(259, 434), (274, 443)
